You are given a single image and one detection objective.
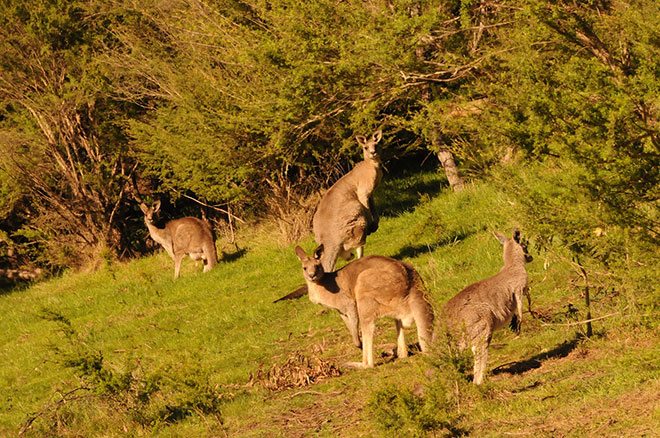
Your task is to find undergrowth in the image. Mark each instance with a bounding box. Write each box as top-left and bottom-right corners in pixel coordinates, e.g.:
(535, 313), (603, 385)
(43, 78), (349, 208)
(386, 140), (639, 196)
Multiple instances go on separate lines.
(21, 308), (230, 437)
(368, 337), (475, 437)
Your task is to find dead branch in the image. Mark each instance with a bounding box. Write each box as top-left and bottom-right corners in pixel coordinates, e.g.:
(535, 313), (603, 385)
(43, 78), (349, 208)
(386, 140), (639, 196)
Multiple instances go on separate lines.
(165, 186), (246, 224)
(284, 390), (342, 399)
(19, 387), (90, 437)
(540, 311), (620, 327)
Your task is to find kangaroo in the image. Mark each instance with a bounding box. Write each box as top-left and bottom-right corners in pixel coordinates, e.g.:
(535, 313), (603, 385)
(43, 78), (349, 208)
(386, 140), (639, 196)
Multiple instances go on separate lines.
(140, 201), (218, 279)
(443, 229), (533, 384)
(295, 244), (434, 369)
(312, 129), (383, 273)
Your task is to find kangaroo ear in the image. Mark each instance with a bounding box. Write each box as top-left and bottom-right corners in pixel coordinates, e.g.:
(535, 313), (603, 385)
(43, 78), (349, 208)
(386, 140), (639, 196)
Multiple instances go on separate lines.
(153, 200), (161, 212)
(372, 129), (382, 144)
(139, 203), (149, 214)
(493, 231), (508, 245)
(294, 246), (307, 261)
(355, 135), (367, 146)
(512, 228), (521, 243)
(313, 244), (324, 260)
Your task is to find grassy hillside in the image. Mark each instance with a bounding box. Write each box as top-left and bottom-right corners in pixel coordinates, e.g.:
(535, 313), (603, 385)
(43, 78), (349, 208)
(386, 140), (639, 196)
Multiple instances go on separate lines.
(1, 171), (658, 437)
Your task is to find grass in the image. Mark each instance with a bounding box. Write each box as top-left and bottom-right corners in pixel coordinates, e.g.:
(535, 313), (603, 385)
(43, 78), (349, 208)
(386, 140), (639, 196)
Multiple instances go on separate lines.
(1, 170), (659, 437)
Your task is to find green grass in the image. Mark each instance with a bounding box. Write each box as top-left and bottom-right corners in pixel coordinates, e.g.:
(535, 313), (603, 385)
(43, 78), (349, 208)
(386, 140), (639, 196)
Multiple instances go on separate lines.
(1, 171), (658, 437)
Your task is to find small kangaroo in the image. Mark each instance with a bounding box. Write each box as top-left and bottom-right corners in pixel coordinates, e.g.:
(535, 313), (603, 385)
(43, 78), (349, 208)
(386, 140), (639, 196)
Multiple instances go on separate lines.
(140, 201), (218, 279)
(312, 129), (383, 272)
(295, 244), (434, 369)
(443, 229), (533, 384)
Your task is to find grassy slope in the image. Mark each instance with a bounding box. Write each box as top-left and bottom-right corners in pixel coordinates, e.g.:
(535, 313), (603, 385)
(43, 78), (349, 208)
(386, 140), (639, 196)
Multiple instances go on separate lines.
(1, 171), (658, 437)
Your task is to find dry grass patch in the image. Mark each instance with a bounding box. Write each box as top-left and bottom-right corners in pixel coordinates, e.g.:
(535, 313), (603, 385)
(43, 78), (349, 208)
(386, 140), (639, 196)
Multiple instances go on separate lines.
(250, 349), (342, 392)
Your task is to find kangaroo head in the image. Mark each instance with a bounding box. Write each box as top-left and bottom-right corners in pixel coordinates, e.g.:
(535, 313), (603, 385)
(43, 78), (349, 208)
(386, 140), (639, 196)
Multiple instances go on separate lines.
(295, 245), (325, 282)
(356, 129), (382, 162)
(494, 229), (533, 264)
(139, 200), (162, 224)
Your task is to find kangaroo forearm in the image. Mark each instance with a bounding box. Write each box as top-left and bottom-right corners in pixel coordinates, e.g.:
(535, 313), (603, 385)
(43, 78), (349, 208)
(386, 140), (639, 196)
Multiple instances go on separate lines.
(368, 197), (378, 221)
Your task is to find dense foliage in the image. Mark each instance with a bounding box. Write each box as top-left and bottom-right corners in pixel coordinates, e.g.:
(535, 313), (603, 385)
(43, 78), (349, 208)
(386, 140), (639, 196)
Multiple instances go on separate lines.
(1, 0), (659, 277)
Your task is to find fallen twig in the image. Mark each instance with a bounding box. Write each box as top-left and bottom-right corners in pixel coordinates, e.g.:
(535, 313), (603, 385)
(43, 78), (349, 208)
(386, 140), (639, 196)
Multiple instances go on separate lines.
(19, 387), (90, 436)
(540, 311), (620, 327)
(284, 390), (342, 399)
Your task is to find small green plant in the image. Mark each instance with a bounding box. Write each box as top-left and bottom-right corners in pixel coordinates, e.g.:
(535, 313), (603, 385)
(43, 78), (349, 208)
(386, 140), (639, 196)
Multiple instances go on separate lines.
(21, 308), (230, 437)
(368, 335), (473, 437)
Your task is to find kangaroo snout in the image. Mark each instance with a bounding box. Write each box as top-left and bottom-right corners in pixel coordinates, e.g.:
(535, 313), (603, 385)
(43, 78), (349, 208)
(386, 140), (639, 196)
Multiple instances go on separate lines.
(303, 264), (323, 282)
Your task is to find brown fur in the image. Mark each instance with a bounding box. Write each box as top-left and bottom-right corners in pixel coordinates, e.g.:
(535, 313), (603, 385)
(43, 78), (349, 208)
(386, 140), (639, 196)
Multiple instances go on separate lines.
(140, 201), (218, 279)
(295, 244), (434, 369)
(312, 130), (383, 272)
(443, 230), (533, 384)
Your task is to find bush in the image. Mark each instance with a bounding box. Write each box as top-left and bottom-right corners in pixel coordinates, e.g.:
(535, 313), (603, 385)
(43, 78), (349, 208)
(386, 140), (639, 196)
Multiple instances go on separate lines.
(368, 338), (473, 437)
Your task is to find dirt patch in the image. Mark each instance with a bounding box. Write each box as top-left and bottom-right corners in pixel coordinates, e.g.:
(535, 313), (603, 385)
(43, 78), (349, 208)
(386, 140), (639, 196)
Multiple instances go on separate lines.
(479, 377), (660, 437)
(249, 350), (342, 391)
(526, 382), (660, 437)
(269, 389), (367, 438)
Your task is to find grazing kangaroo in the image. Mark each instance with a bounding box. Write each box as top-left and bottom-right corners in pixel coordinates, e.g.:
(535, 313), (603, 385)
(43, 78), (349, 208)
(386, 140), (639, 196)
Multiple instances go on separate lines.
(295, 244), (434, 369)
(443, 229), (533, 384)
(140, 201), (218, 279)
(312, 129), (383, 272)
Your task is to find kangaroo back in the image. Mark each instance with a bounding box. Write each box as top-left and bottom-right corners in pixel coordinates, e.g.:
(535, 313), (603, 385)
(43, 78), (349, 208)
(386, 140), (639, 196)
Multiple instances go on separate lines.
(167, 217), (217, 263)
(312, 130), (383, 272)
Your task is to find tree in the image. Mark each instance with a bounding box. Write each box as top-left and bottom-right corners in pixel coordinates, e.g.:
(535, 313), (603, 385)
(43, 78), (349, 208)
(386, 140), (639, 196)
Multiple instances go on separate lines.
(476, 0), (660, 267)
(0, 0), (139, 269)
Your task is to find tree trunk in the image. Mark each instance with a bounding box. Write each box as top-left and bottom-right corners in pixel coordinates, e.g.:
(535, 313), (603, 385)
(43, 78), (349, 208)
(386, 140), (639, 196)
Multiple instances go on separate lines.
(432, 132), (466, 191)
(0, 268), (43, 280)
(415, 23), (466, 192)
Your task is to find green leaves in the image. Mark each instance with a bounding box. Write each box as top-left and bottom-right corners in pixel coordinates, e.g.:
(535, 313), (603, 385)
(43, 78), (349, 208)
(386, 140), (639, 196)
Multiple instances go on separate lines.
(3, 0), (660, 275)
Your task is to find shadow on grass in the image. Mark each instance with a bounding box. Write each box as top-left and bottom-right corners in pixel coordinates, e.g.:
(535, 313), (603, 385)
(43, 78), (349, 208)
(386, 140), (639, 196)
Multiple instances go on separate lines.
(491, 336), (582, 376)
(379, 342), (424, 363)
(220, 247), (247, 263)
(391, 228), (476, 260)
(0, 279), (31, 296)
(376, 172), (448, 218)
(273, 284), (307, 303)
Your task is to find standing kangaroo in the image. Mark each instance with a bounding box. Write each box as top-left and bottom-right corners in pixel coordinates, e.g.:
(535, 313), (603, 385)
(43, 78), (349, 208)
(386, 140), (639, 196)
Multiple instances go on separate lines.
(140, 201), (218, 279)
(312, 129), (383, 272)
(443, 229), (533, 384)
(295, 244), (434, 369)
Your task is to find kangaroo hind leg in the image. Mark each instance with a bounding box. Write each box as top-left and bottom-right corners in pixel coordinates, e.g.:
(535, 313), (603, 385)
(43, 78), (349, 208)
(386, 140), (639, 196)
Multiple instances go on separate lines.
(395, 319), (408, 358)
(361, 318), (376, 367)
(471, 335), (490, 385)
(344, 317), (375, 369)
(412, 295), (434, 353)
(173, 254), (185, 279)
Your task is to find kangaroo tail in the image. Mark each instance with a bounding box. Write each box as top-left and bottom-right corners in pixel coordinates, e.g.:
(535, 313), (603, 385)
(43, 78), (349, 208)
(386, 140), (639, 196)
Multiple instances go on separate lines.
(205, 241), (218, 268)
(273, 285), (308, 303)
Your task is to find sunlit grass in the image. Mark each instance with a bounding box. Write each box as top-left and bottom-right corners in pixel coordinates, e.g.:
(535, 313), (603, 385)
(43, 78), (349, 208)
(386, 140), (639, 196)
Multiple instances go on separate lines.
(1, 171), (658, 437)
